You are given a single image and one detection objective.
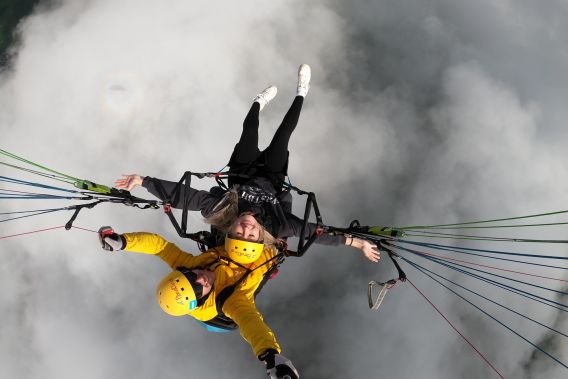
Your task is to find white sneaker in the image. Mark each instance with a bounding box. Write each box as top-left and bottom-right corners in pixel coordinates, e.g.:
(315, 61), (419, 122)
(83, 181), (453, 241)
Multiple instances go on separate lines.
(297, 64), (311, 97)
(253, 85), (278, 111)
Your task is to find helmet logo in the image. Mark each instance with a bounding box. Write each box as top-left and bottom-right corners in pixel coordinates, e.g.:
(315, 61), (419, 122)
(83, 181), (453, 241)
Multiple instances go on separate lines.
(168, 279), (185, 306)
(237, 251), (257, 260)
(189, 299), (197, 310)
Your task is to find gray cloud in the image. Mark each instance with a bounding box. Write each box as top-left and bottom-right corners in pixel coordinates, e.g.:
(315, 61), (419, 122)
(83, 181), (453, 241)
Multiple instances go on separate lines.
(1, 0), (567, 378)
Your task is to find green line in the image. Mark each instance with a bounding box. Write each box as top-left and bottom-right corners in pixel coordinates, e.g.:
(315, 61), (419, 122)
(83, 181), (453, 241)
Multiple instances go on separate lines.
(0, 150), (117, 196)
(0, 162), (75, 184)
(404, 233), (568, 244)
(0, 149), (79, 181)
(399, 209), (568, 230)
(404, 221), (568, 230)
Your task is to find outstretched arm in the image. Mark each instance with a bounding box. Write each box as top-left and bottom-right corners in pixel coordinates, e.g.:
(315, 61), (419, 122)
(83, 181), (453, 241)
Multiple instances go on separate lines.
(222, 291), (299, 378)
(114, 174), (219, 214)
(222, 292), (281, 357)
(122, 232), (218, 268)
(98, 227), (217, 269)
(285, 213), (347, 246)
(284, 214), (381, 262)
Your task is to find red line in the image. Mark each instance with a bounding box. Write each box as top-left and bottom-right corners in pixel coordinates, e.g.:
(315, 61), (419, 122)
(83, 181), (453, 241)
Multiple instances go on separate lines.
(420, 251), (568, 283)
(70, 226), (98, 233)
(407, 278), (505, 379)
(0, 226), (65, 239)
(0, 225), (98, 240)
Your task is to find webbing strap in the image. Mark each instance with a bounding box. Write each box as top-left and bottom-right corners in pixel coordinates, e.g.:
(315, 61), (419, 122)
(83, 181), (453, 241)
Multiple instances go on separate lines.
(153, 170), (322, 255)
(380, 241), (407, 282)
(368, 279), (397, 310)
(209, 252), (285, 326)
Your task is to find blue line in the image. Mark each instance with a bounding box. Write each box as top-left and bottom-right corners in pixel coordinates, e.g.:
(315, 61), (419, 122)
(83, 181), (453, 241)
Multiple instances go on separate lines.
(392, 244), (568, 311)
(0, 195), (80, 200)
(394, 245), (568, 295)
(401, 256), (568, 338)
(0, 209), (63, 223)
(396, 244), (568, 308)
(400, 240), (568, 261)
(398, 240), (567, 271)
(402, 256), (568, 370)
(0, 176), (77, 194)
(406, 229), (568, 243)
(0, 208), (67, 215)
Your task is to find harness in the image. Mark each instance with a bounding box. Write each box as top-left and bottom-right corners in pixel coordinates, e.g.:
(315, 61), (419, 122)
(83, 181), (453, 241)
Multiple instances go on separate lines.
(156, 170), (407, 320)
(153, 170), (324, 256)
(182, 249), (286, 331)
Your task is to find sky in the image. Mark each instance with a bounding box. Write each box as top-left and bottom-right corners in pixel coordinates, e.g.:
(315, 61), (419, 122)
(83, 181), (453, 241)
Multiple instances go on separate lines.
(1, 0), (568, 378)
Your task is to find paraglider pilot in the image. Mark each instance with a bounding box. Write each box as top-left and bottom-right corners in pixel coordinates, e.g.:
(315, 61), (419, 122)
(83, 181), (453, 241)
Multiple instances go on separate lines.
(102, 65), (381, 378)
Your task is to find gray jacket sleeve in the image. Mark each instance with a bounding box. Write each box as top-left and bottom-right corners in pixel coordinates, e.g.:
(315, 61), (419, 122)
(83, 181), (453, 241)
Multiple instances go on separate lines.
(284, 213), (347, 246)
(141, 176), (222, 217)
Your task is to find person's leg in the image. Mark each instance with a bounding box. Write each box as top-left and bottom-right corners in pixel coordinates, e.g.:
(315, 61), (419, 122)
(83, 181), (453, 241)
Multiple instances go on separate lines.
(263, 64), (310, 173)
(263, 95), (304, 173)
(230, 102), (261, 165)
(229, 86), (278, 166)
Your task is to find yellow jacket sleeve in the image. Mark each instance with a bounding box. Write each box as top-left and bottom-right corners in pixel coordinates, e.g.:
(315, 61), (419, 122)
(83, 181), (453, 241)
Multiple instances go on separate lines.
(222, 290), (281, 357)
(122, 232), (215, 270)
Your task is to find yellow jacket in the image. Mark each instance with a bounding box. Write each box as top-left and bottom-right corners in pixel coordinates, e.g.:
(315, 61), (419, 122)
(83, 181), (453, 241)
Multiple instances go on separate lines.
(123, 232), (281, 357)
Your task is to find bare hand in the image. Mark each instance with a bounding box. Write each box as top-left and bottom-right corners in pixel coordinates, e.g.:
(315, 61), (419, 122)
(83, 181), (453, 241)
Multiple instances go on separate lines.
(114, 174), (143, 191)
(361, 240), (381, 263)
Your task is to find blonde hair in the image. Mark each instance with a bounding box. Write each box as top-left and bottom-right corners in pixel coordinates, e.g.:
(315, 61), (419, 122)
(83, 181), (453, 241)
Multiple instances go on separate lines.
(204, 187), (279, 248)
(204, 188), (239, 232)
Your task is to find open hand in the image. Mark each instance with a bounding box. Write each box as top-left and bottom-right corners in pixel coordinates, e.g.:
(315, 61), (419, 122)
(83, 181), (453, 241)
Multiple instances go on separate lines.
(358, 239), (381, 263)
(114, 174), (143, 191)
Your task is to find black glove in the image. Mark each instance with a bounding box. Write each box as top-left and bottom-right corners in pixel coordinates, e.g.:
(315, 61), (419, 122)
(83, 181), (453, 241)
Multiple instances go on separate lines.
(259, 349), (299, 379)
(98, 226), (125, 251)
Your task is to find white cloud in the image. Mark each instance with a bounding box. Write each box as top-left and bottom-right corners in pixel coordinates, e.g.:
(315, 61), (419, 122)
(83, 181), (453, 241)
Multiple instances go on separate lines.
(1, 1), (568, 378)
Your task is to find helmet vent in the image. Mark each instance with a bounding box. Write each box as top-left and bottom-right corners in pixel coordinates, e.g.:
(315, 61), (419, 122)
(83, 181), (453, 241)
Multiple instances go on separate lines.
(181, 287), (184, 291)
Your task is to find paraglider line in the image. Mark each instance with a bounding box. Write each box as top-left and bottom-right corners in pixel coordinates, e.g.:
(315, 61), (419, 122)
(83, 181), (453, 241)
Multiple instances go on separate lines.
(392, 243), (568, 296)
(1, 209), (62, 223)
(390, 244), (568, 312)
(400, 208), (568, 230)
(413, 250), (568, 283)
(0, 226), (66, 239)
(0, 225), (97, 240)
(406, 278), (505, 379)
(405, 230), (568, 244)
(404, 257), (568, 338)
(71, 225), (97, 233)
(399, 240), (568, 269)
(406, 260), (568, 371)
(0, 175), (78, 193)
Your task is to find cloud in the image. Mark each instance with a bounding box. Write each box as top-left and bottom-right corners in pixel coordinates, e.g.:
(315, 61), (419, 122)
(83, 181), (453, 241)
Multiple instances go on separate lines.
(1, 0), (568, 378)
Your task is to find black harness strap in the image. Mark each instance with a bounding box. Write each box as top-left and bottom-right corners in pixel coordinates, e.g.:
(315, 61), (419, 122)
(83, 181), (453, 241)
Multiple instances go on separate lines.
(153, 170), (324, 255)
(379, 240), (407, 282)
(153, 172), (221, 251)
(201, 251), (286, 330)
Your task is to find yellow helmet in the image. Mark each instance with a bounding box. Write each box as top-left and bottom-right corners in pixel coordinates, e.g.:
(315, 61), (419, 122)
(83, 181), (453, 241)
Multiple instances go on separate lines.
(156, 270), (200, 316)
(225, 236), (264, 264)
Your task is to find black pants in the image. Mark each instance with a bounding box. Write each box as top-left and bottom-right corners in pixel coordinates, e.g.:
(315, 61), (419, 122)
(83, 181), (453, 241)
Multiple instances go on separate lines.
(228, 96), (304, 187)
